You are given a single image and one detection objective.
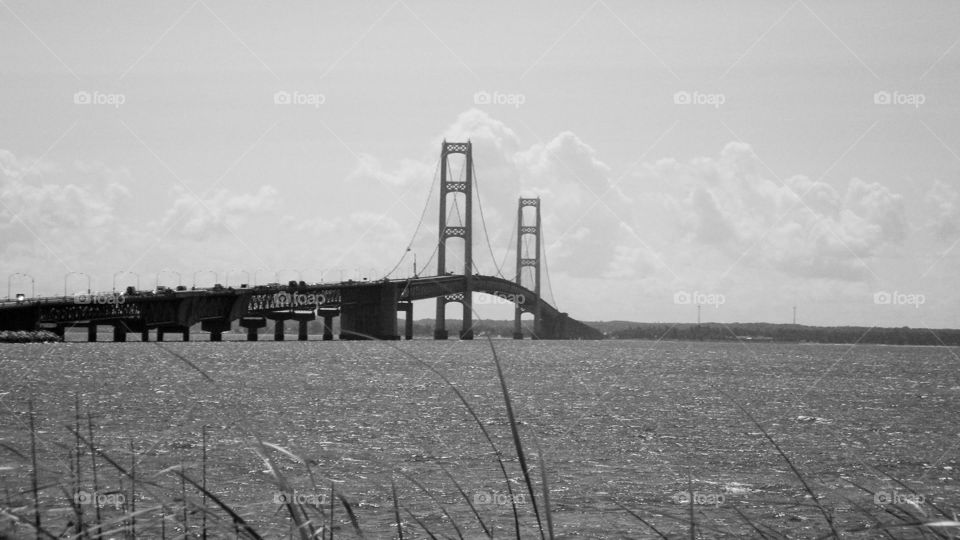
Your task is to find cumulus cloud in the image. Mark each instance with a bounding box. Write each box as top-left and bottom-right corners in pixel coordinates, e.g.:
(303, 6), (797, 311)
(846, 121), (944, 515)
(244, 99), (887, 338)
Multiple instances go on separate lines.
(925, 179), (959, 241)
(161, 185), (278, 238)
(0, 149), (130, 246)
(633, 142), (907, 280)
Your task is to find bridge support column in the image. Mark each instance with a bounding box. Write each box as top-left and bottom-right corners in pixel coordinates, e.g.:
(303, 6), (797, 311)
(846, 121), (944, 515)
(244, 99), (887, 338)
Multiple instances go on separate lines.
(240, 317), (266, 341)
(399, 301), (413, 340)
(113, 324), (126, 342)
(298, 320), (309, 341)
(274, 319), (285, 341)
(318, 309), (338, 340)
(141, 327), (149, 342)
(87, 324), (97, 342)
(157, 325), (189, 341)
(202, 320), (232, 342)
(340, 282), (399, 340)
(272, 311), (316, 341)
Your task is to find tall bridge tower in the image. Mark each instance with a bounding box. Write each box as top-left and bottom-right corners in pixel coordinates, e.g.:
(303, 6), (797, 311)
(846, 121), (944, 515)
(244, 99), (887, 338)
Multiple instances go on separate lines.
(434, 141), (474, 340)
(514, 197), (542, 339)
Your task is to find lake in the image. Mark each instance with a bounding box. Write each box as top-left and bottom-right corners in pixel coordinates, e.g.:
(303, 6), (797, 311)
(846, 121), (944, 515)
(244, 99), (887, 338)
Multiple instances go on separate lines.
(1, 340), (958, 538)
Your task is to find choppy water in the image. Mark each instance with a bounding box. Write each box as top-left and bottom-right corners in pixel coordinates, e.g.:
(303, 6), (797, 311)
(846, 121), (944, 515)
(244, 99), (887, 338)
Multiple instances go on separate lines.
(1, 340), (959, 538)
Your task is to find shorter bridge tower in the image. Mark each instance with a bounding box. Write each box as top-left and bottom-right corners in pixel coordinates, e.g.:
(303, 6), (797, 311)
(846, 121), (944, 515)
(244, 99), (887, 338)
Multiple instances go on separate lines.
(514, 197), (542, 339)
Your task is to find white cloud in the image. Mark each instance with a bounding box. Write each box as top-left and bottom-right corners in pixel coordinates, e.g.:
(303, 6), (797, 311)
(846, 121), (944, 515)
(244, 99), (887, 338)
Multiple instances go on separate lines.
(161, 185), (278, 238)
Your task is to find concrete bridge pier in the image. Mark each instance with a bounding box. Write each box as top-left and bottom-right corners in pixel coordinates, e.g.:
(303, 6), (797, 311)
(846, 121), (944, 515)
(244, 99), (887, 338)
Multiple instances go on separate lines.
(201, 320), (232, 341)
(87, 324), (97, 342)
(317, 308), (338, 340)
(340, 282), (400, 340)
(157, 325), (190, 342)
(274, 319), (285, 341)
(398, 301), (413, 340)
(240, 317), (266, 341)
(291, 312), (316, 341)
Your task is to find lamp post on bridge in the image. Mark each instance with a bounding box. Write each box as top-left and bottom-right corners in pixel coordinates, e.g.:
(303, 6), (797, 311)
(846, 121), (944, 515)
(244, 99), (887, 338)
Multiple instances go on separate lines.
(8, 273), (35, 300)
(64, 272), (90, 297)
(113, 271), (140, 292)
(192, 270), (218, 289)
(156, 269), (182, 289)
(227, 270), (250, 288)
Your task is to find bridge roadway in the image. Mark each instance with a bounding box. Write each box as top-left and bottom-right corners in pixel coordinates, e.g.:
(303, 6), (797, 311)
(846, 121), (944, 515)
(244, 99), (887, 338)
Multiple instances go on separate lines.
(0, 274), (603, 341)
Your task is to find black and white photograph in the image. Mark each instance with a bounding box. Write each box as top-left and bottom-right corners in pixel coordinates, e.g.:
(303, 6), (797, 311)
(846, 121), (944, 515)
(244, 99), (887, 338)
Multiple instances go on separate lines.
(1, 1), (959, 537)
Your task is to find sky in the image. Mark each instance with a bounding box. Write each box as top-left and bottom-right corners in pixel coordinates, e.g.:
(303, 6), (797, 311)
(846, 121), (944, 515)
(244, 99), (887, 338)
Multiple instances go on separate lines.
(1, 1), (959, 328)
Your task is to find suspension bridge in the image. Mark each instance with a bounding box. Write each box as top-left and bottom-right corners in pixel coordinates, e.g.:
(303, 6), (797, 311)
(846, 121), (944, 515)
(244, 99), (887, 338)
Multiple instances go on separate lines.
(0, 141), (604, 341)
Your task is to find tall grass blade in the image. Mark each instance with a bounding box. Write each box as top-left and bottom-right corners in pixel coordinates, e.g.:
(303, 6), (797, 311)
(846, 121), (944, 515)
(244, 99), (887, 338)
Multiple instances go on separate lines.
(391, 479), (404, 540)
(74, 395), (84, 538)
(535, 447), (554, 540)
(327, 483), (335, 540)
(171, 471), (264, 540)
(202, 425), (207, 540)
(612, 500), (670, 539)
(370, 332), (520, 537)
(687, 473), (695, 540)
(402, 507), (439, 540)
(28, 397), (41, 540)
(398, 471), (464, 540)
(86, 411), (102, 535)
(489, 339), (545, 539)
(437, 464), (491, 538)
(721, 390), (840, 538)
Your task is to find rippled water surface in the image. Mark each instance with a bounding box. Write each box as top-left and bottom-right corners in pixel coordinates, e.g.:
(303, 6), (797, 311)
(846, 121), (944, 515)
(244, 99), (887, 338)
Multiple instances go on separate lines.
(2, 340), (959, 538)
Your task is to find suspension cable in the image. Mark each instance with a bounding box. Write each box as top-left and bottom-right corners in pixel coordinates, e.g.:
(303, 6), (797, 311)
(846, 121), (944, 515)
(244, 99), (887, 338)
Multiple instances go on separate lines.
(540, 225), (558, 310)
(383, 158), (441, 279)
(497, 210), (518, 278)
(471, 159), (505, 278)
